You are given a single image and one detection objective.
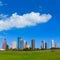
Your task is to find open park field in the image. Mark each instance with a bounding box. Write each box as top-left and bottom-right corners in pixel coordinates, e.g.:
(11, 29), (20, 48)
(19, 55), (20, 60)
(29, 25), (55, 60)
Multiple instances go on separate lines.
(0, 50), (60, 60)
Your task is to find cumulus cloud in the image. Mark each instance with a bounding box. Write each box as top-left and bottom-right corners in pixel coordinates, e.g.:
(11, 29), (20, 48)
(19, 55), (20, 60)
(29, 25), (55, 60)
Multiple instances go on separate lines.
(0, 12), (52, 31)
(0, 14), (8, 19)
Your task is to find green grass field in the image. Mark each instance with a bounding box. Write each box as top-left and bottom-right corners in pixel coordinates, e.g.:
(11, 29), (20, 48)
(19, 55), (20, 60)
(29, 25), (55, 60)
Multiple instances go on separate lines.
(0, 50), (60, 60)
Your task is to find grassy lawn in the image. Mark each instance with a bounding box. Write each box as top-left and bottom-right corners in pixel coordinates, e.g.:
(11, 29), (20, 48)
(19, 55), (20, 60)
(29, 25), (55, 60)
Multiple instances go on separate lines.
(0, 50), (60, 60)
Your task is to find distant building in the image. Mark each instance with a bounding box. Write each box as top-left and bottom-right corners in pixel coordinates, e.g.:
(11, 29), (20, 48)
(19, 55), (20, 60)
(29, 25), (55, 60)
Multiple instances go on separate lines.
(20, 39), (25, 49)
(6, 44), (9, 49)
(55, 43), (59, 48)
(0, 49), (5, 51)
(26, 44), (30, 48)
(20, 40), (27, 49)
(45, 42), (47, 49)
(2, 39), (7, 50)
(24, 40), (27, 48)
(12, 41), (17, 49)
(41, 40), (45, 49)
(17, 37), (22, 49)
(17, 37), (28, 49)
(31, 39), (35, 49)
(17, 37), (20, 49)
(9, 45), (12, 49)
(51, 40), (55, 48)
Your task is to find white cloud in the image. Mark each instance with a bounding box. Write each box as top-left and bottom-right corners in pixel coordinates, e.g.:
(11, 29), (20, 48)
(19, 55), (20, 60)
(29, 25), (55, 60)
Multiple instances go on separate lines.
(0, 12), (52, 31)
(0, 14), (8, 19)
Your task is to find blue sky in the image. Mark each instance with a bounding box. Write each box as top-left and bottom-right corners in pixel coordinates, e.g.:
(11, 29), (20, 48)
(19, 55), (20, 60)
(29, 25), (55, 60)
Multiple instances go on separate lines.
(0, 0), (60, 48)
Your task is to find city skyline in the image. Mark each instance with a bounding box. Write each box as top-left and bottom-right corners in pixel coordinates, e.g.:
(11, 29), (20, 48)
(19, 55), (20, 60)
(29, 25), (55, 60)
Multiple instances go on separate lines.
(0, 37), (60, 49)
(0, 0), (60, 48)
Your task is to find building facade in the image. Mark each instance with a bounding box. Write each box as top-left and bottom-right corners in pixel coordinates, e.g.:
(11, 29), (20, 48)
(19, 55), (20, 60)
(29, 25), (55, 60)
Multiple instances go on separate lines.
(12, 41), (17, 49)
(24, 40), (27, 48)
(45, 42), (47, 49)
(31, 39), (35, 49)
(41, 40), (45, 49)
(51, 40), (55, 48)
(2, 39), (7, 50)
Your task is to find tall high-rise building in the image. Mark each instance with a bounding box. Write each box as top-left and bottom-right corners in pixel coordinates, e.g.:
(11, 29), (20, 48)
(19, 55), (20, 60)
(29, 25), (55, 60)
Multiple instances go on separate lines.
(55, 43), (59, 48)
(41, 40), (45, 49)
(17, 37), (22, 49)
(12, 41), (17, 49)
(31, 39), (35, 49)
(51, 40), (55, 48)
(2, 39), (7, 50)
(20, 39), (24, 49)
(18, 37), (27, 49)
(45, 42), (47, 49)
(24, 40), (27, 48)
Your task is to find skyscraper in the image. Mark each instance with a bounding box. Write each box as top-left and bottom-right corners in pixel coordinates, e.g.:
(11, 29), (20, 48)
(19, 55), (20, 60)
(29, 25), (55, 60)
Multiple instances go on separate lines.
(31, 39), (35, 49)
(45, 42), (47, 49)
(41, 40), (45, 49)
(20, 39), (24, 49)
(12, 41), (17, 49)
(51, 40), (55, 48)
(55, 43), (59, 48)
(18, 37), (27, 49)
(24, 40), (27, 48)
(2, 39), (7, 50)
(17, 37), (22, 49)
